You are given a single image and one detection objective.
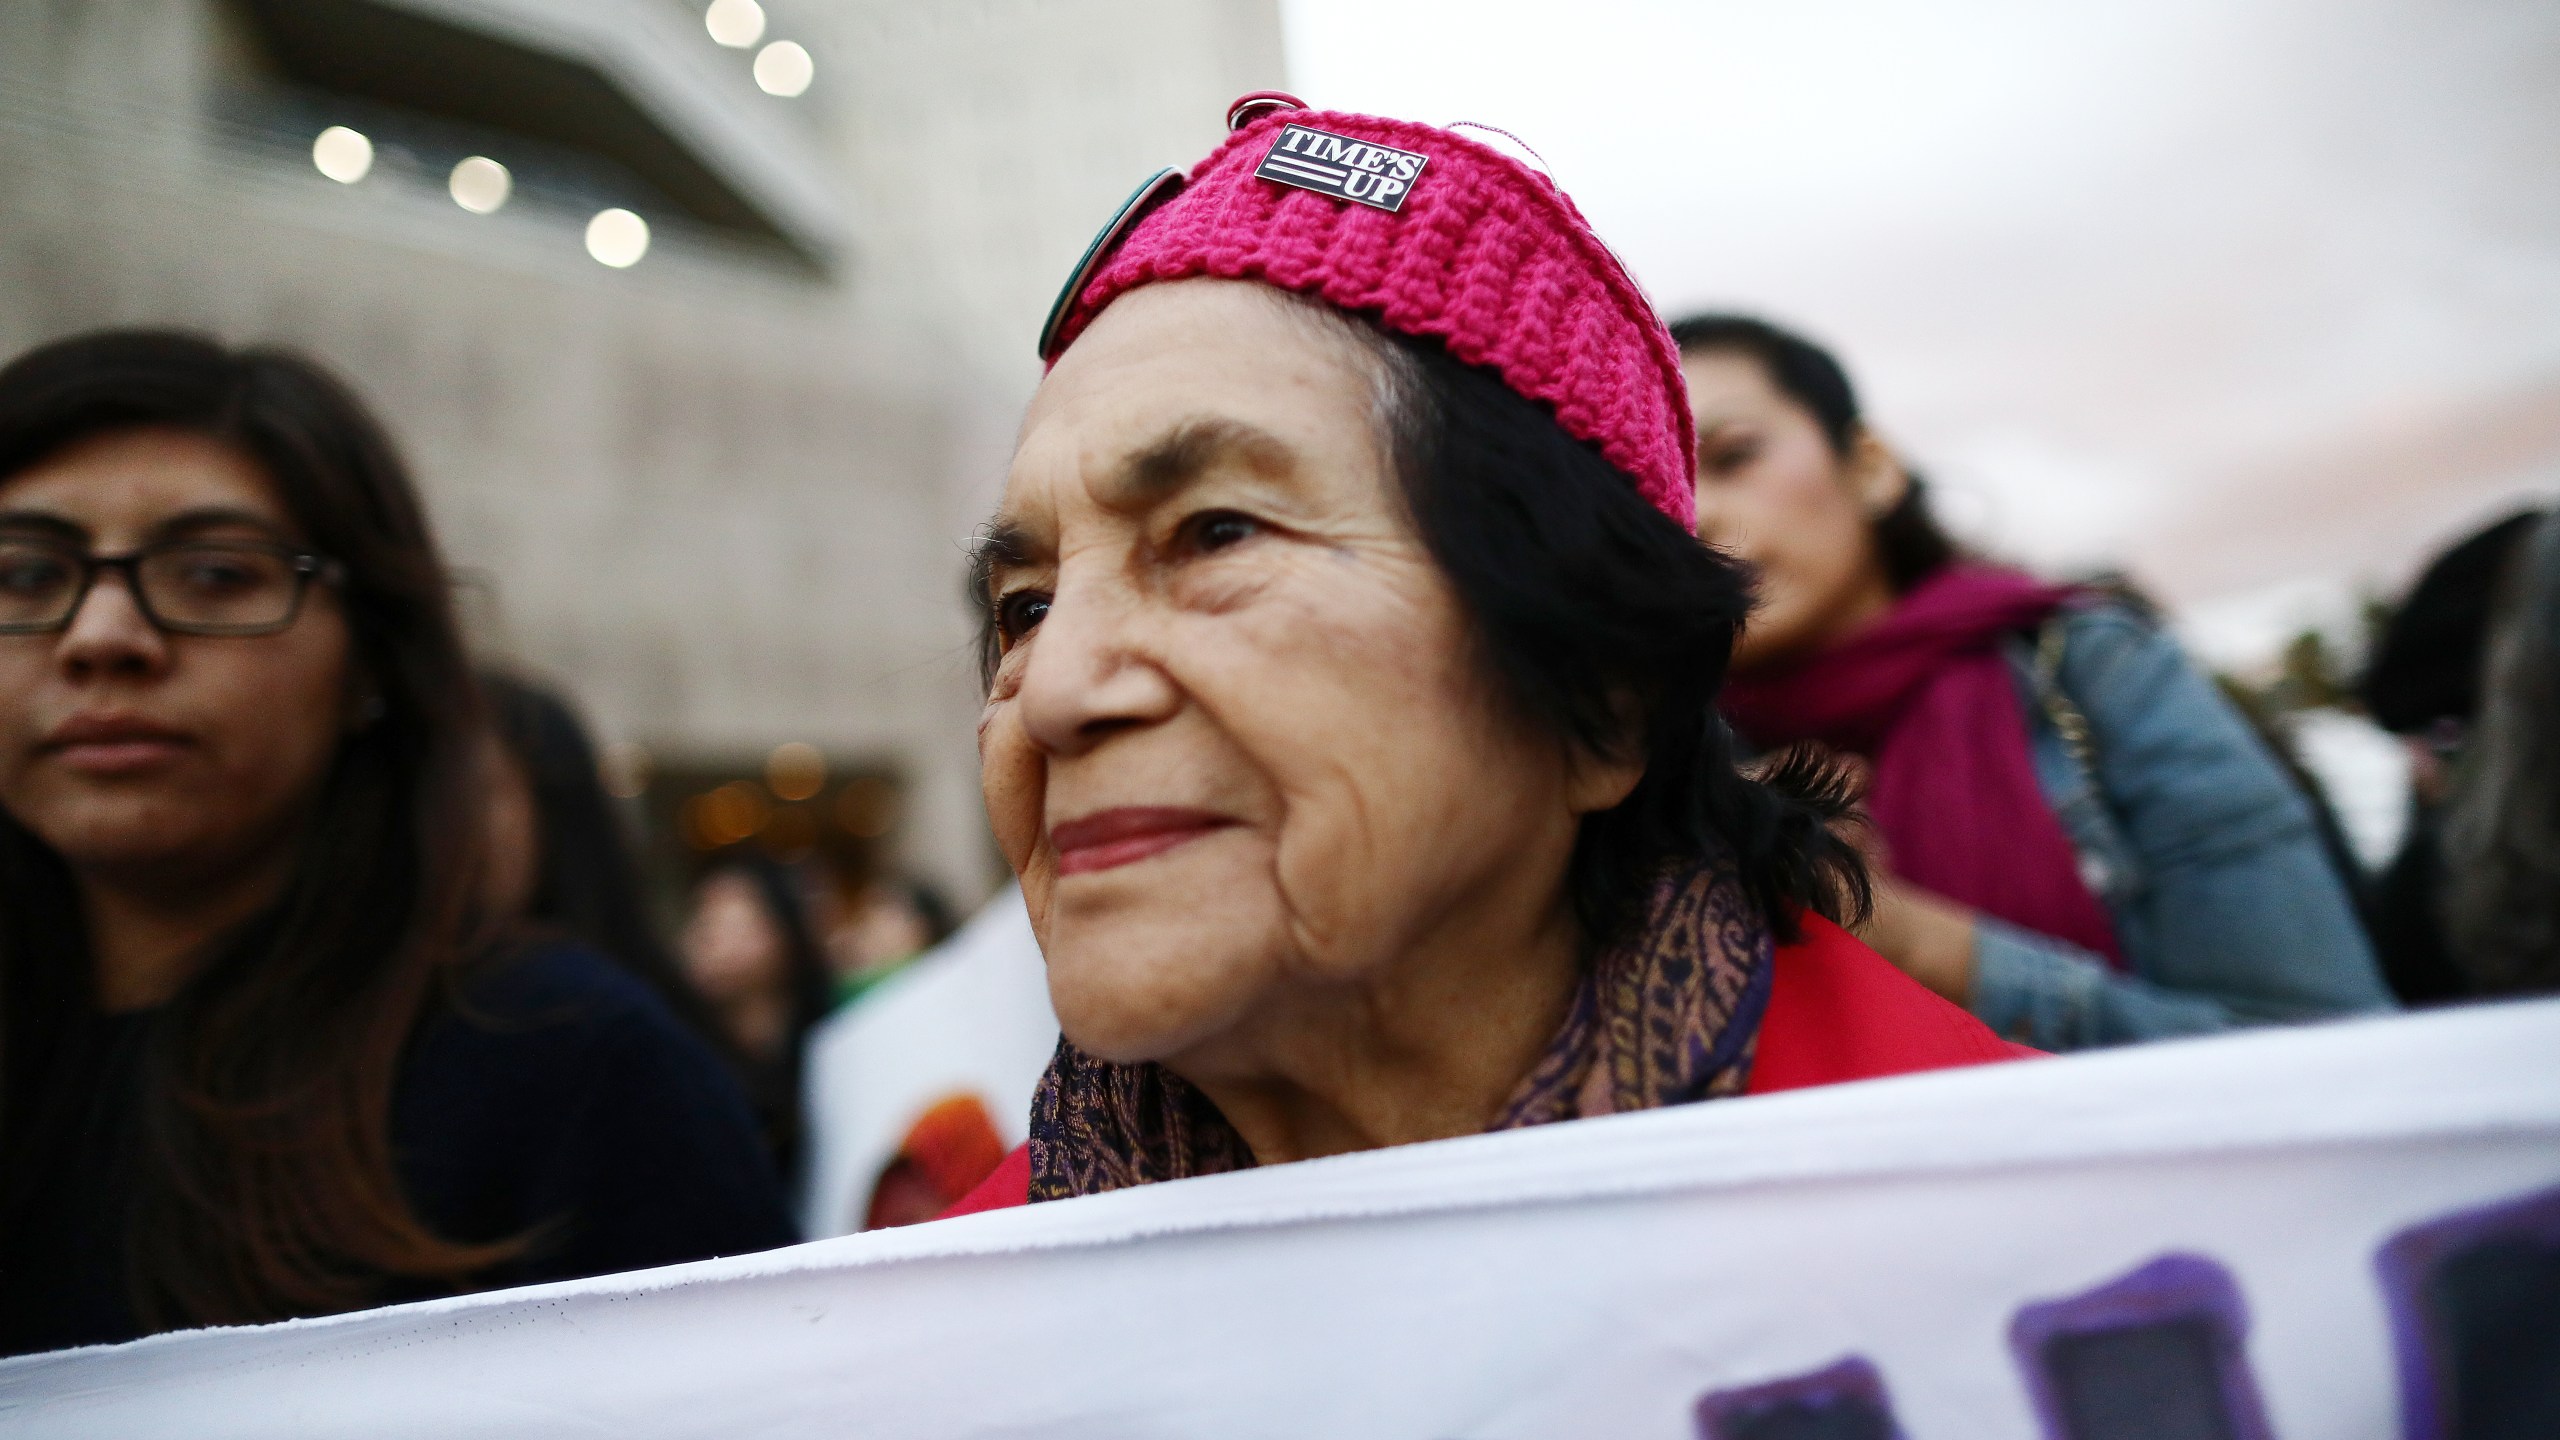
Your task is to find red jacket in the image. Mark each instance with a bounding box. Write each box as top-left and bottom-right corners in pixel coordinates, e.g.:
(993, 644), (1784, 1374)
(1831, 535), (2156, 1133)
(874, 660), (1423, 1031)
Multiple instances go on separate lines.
(946, 915), (2029, 1217)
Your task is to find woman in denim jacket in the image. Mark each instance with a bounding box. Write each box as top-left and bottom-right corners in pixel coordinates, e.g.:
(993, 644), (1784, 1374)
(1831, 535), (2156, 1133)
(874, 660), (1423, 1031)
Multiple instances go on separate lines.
(1673, 314), (2394, 1051)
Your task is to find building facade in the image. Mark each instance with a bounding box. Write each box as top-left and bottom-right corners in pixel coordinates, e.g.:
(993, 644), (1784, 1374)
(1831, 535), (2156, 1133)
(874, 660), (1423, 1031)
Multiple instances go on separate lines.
(0, 0), (1288, 902)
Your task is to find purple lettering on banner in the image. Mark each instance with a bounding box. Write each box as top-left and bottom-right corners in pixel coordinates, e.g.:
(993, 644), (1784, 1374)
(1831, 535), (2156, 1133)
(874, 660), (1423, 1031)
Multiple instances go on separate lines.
(2376, 1181), (2560, 1440)
(2008, 1253), (2271, 1440)
(1693, 1354), (1906, 1440)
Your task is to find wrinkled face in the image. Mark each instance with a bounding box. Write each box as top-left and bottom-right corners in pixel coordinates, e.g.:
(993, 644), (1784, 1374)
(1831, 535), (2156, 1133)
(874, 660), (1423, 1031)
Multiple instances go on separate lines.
(1683, 350), (1899, 669)
(979, 280), (1595, 1067)
(0, 427), (354, 891)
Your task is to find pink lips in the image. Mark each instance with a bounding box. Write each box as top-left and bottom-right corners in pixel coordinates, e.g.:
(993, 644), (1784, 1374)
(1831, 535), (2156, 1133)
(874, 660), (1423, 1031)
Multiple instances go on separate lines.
(1049, 806), (1235, 876)
(42, 713), (194, 776)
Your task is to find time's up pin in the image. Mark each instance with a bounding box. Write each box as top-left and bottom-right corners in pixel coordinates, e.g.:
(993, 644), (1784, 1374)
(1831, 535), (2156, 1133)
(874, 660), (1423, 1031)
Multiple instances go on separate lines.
(1252, 125), (1429, 213)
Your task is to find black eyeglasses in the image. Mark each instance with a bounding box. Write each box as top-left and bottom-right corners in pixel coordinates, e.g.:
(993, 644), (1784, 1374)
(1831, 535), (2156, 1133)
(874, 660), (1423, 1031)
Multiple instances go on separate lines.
(0, 537), (344, 637)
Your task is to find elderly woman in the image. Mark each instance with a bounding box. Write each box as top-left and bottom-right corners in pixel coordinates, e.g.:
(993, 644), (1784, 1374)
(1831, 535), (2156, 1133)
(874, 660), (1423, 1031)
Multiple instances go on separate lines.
(947, 97), (2025, 1214)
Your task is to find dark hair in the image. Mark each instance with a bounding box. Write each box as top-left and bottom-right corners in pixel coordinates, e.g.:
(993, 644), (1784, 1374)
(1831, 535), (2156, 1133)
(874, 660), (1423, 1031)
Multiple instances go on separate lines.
(0, 329), (511, 1327)
(691, 849), (834, 1179)
(1667, 312), (1956, 593)
(479, 670), (706, 1023)
(1368, 326), (1866, 943)
(974, 302), (1867, 946)
(2360, 508), (2547, 735)
(2440, 513), (2560, 994)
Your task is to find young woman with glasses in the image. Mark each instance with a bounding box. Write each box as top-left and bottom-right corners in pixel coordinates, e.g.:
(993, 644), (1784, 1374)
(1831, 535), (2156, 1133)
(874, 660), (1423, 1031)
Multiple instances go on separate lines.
(0, 330), (793, 1356)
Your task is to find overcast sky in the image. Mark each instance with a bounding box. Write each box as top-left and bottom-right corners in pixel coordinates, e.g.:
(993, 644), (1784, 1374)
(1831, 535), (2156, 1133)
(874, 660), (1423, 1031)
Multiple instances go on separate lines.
(1280, 0), (2560, 663)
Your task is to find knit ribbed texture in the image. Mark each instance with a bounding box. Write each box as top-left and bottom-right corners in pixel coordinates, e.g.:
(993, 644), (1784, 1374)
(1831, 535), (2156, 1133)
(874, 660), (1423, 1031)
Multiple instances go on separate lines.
(1052, 105), (1697, 530)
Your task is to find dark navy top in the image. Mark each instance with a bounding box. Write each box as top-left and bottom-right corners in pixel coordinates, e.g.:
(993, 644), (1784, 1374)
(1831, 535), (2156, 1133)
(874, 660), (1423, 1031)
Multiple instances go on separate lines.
(0, 942), (796, 1357)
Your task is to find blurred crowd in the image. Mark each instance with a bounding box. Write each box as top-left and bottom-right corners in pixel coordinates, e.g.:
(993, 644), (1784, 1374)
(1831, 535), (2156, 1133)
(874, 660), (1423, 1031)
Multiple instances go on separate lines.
(0, 309), (2549, 1358)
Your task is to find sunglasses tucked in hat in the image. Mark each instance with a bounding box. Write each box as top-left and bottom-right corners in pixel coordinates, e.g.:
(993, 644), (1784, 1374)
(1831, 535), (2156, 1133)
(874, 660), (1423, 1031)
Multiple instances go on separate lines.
(1039, 93), (1697, 531)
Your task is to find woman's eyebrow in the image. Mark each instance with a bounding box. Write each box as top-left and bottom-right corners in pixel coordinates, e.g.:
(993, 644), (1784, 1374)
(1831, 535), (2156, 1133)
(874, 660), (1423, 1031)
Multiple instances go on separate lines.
(1103, 417), (1296, 511)
(973, 417), (1298, 596)
(0, 510), (86, 543)
(145, 507), (292, 544)
(968, 519), (1039, 603)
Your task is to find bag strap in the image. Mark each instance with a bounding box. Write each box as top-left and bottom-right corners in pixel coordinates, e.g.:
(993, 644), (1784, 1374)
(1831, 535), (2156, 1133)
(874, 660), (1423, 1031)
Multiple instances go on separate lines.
(2028, 612), (2134, 902)
(2033, 613), (2100, 778)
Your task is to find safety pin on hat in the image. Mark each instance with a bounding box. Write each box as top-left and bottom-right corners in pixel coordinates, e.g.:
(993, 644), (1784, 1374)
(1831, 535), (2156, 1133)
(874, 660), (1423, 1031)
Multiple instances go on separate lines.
(1226, 90), (1306, 130)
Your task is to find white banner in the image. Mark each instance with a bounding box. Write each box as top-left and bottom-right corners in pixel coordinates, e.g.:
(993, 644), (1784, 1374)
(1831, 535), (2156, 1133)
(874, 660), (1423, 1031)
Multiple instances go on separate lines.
(4, 1000), (2555, 1439)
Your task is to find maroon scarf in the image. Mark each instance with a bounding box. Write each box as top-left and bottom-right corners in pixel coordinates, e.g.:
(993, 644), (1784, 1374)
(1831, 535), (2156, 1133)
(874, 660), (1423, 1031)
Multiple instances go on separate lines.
(1720, 565), (2122, 966)
(1026, 856), (1775, 1203)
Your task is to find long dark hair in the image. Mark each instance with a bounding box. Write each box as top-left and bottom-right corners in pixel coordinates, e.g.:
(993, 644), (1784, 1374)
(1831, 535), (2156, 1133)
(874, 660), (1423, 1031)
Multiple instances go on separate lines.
(975, 300), (1867, 946)
(479, 670), (708, 1026)
(1667, 313), (1957, 593)
(0, 330), (510, 1326)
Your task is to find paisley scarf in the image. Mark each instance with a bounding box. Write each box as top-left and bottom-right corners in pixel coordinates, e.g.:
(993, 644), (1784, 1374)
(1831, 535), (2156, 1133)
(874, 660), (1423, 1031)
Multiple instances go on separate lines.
(1026, 854), (1776, 1203)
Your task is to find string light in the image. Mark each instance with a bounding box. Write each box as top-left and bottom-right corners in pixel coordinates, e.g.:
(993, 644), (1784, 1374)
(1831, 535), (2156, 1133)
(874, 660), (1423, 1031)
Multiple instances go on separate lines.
(585, 208), (650, 267)
(448, 156), (511, 214)
(704, 0), (765, 48)
(687, 781), (771, 849)
(754, 40), (814, 97)
(766, 742), (826, 802)
(312, 126), (373, 183)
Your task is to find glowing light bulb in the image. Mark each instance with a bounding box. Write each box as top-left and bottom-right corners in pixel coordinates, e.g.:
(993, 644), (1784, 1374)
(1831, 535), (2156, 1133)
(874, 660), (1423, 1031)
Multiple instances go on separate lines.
(448, 156), (511, 214)
(705, 0), (765, 47)
(766, 742), (826, 802)
(754, 40), (814, 97)
(585, 208), (650, 267)
(312, 126), (373, 183)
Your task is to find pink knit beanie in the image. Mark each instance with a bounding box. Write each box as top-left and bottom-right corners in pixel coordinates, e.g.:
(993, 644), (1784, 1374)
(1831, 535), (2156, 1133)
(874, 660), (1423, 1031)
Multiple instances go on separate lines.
(1040, 93), (1696, 530)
